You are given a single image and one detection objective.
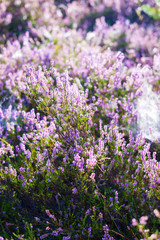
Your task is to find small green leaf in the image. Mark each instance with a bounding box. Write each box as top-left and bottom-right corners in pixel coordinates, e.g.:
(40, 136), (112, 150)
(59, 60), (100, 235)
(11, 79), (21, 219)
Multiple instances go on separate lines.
(140, 4), (160, 20)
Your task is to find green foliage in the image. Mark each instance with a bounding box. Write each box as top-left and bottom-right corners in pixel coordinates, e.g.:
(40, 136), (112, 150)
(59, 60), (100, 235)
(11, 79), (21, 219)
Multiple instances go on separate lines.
(137, 0), (160, 21)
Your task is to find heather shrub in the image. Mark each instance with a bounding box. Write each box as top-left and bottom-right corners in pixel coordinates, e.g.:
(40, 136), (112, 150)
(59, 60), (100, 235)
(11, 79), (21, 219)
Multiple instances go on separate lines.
(0, 0), (160, 239)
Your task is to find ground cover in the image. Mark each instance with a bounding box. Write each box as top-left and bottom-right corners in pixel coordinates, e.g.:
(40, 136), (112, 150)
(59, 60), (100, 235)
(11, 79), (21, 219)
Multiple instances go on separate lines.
(0, 0), (160, 239)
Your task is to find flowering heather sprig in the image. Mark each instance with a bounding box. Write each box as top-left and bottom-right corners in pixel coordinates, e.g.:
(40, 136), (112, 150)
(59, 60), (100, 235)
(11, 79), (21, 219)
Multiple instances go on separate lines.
(86, 148), (97, 169)
(0, 141), (14, 158)
(73, 153), (84, 172)
(132, 210), (160, 240)
(90, 172), (96, 182)
(45, 209), (57, 222)
(139, 145), (160, 193)
(102, 224), (115, 240)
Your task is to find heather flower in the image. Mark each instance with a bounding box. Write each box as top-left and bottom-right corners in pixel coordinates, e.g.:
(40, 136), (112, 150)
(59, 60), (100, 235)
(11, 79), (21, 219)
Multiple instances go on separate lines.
(115, 191), (119, 204)
(73, 153), (84, 172)
(62, 236), (71, 240)
(46, 159), (51, 167)
(102, 224), (115, 240)
(153, 209), (160, 218)
(35, 217), (40, 222)
(150, 234), (158, 239)
(85, 209), (91, 216)
(92, 206), (96, 212)
(90, 172), (95, 182)
(109, 197), (113, 207)
(40, 233), (50, 239)
(139, 216), (148, 225)
(72, 187), (77, 194)
(99, 212), (103, 221)
(132, 218), (138, 226)
(86, 148), (97, 169)
(26, 149), (31, 158)
(88, 226), (92, 236)
(19, 143), (26, 152)
(45, 210), (57, 221)
(116, 51), (124, 61)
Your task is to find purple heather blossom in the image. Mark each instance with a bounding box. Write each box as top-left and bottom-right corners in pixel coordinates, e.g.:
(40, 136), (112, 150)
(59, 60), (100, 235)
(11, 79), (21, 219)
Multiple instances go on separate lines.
(40, 233), (50, 239)
(45, 209), (57, 221)
(73, 153), (84, 172)
(139, 216), (148, 225)
(153, 209), (160, 218)
(88, 226), (92, 236)
(102, 224), (115, 240)
(92, 206), (96, 212)
(25, 149), (31, 159)
(115, 191), (119, 204)
(51, 227), (63, 236)
(62, 236), (71, 240)
(132, 218), (138, 226)
(90, 173), (95, 182)
(86, 148), (97, 169)
(109, 197), (113, 207)
(85, 209), (91, 216)
(99, 212), (103, 221)
(72, 187), (77, 194)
